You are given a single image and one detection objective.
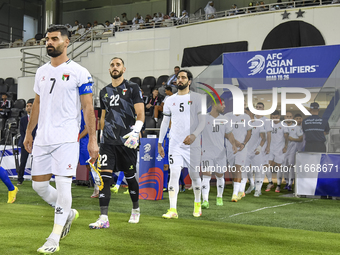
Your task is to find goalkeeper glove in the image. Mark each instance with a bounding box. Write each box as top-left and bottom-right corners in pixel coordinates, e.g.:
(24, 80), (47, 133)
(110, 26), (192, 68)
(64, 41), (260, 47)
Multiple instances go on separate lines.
(123, 120), (143, 149)
(123, 130), (139, 149)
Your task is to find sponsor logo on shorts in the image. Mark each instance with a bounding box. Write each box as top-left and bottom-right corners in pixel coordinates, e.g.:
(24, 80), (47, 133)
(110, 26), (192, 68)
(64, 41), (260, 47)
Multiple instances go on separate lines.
(55, 207), (63, 214)
(67, 164), (73, 170)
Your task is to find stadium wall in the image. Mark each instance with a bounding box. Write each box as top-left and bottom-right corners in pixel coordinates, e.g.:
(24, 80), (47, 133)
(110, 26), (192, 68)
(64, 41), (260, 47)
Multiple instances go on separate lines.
(0, 5), (339, 101)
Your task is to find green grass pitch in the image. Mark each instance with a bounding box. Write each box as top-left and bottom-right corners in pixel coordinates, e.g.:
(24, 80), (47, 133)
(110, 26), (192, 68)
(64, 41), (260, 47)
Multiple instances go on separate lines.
(1, 181), (340, 255)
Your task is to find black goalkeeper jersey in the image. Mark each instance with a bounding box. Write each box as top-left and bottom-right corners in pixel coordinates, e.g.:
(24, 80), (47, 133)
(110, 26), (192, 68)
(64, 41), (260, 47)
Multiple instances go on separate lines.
(100, 79), (144, 145)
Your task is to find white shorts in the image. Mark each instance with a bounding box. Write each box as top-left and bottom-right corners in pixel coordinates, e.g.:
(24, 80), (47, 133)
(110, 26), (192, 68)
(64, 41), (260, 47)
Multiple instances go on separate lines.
(169, 146), (201, 173)
(202, 155), (227, 173)
(268, 150), (285, 165)
(261, 149), (270, 165)
(234, 147), (247, 166)
(245, 151), (263, 169)
(32, 142), (79, 177)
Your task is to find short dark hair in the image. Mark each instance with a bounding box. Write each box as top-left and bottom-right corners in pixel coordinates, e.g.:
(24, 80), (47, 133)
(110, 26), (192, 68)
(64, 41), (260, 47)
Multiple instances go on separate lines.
(105, 20), (110, 23)
(310, 102), (319, 109)
(294, 113), (302, 118)
(174, 66), (180, 69)
(46, 25), (69, 39)
(165, 86), (172, 92)
(110, 57), (124, 66)
(256, 102), (264, 107)
(178, 69), (193, 80)
(27, 98), (34, 104)
(272, 110), (280, 116)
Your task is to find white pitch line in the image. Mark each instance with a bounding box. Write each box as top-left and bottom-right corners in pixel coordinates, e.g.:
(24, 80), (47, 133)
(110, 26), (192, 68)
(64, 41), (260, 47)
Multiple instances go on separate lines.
(228, 199), (315, 218)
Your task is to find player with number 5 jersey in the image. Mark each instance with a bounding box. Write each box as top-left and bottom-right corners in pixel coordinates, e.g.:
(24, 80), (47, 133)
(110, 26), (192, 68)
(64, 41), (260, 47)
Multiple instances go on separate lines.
(158, 70), (206, 219)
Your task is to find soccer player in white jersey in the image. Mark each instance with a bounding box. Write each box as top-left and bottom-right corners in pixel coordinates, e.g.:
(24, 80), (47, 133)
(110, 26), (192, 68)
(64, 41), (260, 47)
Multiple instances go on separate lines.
(244, 108), (266, 197)
(24, 25), (98, 254)
(294, 113), (305, 152)
(225, 111), (252, 202)
(254, 102), (272, 192)
(201, 98), (237, 208)
(283, 112), (303, 191)
(267, 110), (289, 193)
(158, 70), (205, 218)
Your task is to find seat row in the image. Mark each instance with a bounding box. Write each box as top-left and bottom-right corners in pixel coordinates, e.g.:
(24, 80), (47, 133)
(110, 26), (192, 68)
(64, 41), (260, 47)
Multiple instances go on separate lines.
(129, 75), (169, 95)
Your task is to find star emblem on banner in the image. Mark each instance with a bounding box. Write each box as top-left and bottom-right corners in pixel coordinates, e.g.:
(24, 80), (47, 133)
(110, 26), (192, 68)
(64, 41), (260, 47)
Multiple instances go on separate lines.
(281, 10), (290, 19)
(296, 9), (305, 18)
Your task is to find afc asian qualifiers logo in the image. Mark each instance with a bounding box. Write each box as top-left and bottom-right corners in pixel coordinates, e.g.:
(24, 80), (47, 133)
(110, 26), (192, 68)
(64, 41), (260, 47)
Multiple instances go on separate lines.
(144, 143), (151, 153)
(247, 55), (265, 76)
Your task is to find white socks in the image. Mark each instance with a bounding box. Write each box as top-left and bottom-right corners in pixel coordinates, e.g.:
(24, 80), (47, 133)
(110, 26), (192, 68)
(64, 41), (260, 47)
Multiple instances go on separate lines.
(168, 166), (181, 209)
(233, 182), (241, 196)
(32, 180), (57, 208)
(201, 175), (211, 202)
(49, 176), (72, 243)
(216, 176), (225, 198)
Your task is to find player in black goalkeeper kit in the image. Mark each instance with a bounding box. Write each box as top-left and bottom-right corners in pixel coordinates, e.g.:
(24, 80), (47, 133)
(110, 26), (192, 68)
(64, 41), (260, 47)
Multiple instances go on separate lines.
(89, 57), (145, 228)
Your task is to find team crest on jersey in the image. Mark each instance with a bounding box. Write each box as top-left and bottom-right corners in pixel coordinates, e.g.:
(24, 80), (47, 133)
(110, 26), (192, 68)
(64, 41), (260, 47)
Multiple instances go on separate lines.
(188, 101), (192, 105)
(279, 127), (282, 129)
(253, 127), (256, 129)
(62, 73), (70, 81)
(122, 89), (128, 95)
(241, 119), (244, 122)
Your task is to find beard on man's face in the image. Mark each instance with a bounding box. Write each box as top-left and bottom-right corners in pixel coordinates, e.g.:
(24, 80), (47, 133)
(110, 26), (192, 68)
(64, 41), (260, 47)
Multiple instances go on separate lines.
(46, 44), (64, 58)
(177, 81), (189, 90)
(110, 69), (124, 79)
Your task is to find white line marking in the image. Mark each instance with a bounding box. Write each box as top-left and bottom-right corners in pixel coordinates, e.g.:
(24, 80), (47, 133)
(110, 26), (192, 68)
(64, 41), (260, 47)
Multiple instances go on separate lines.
(228, 199), (315, 218)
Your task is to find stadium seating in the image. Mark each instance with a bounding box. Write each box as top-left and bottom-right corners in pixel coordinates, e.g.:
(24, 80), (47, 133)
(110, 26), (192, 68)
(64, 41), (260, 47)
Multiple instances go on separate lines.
(0, 78), (4, 85)
(0, 84), (9, 94)
(4, 77), (15, 86)
(8, 84), (17, 101)
(141, 76), (156, 96)
(129, 77), (142, 87)
(143, 115), (156, 137)
(155, 75), (169, 89)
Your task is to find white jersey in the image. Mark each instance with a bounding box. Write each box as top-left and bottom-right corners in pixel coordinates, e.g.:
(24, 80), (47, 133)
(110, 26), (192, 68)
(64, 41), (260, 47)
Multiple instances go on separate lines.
(270, 122), (289, 153)
(34, 60), (93, 146)
(202, 114), (232, 159)
(286, 124), (303, 153)
(255, 116), (271, 151)
(225, 113), (251, 145)
(163, 91), (203, 153)
(246, 119), (266, 154)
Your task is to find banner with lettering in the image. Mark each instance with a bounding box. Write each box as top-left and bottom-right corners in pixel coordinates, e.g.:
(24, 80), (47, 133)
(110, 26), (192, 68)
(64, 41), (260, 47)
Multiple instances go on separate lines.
(223, 45), (340, 90)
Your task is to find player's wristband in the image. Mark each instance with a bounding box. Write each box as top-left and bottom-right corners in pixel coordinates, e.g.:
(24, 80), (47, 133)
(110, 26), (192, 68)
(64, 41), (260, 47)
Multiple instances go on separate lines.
(242, 143), (245, 146)
(133, 120), (144, 133)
